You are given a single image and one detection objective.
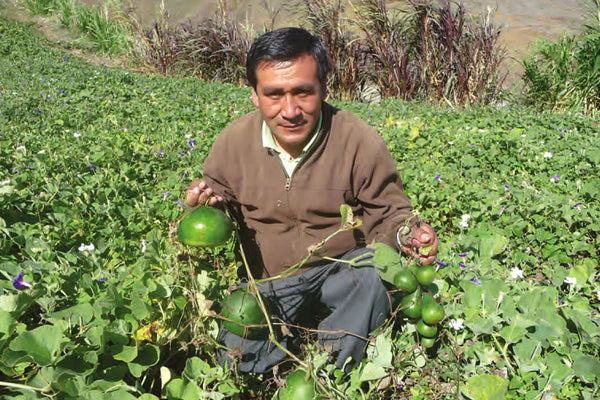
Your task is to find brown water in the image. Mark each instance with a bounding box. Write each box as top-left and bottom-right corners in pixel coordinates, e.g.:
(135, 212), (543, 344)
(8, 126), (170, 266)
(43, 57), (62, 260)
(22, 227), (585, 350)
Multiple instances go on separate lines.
(87, 0), (592, 84)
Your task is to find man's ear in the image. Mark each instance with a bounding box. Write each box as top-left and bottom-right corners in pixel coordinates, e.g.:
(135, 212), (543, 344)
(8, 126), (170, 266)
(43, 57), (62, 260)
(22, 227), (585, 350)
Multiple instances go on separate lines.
(320, 83), (328, 101)
(251, 88), (260, 108)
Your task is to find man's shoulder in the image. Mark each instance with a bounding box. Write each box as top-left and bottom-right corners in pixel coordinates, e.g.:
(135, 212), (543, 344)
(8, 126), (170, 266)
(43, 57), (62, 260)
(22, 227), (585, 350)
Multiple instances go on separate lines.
(220, 109), (263, 140)
(326, 103), (382, 144)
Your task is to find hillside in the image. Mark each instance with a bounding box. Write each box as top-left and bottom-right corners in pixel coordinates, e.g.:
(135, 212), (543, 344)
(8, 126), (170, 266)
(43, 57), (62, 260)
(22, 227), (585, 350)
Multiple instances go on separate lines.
(1, 14), (599, 400)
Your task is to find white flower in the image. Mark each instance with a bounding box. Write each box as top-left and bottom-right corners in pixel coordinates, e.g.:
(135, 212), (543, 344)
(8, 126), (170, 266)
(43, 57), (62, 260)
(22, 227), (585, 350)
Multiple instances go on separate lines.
(597, 291), (600, 301)
(459, 214), (470, 228)
(73, 132), (81, 138)
(448, 141), (454, 145)
(0, 179), (10, 186)
(449, 319), (464, 331)
(16, 145), (26, 151)
(510, 267), (524, 280)
(37, 150), (45, 154)
(185, 133), (192, 138)
(141, 239), (147, 253)
(564, 277), (577, 286)
(543, 152), (553, 159)
(78, 243), (95, 252)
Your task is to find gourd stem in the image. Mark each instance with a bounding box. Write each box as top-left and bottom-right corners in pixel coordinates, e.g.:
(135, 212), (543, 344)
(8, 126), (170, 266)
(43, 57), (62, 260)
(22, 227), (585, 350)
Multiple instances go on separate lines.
(0, 381), (45, 393)
(237, 233), (307, 368)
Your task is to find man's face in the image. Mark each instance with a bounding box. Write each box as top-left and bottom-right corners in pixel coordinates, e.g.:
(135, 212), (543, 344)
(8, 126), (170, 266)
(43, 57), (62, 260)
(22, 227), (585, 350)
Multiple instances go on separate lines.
(251, 52), (325, 158)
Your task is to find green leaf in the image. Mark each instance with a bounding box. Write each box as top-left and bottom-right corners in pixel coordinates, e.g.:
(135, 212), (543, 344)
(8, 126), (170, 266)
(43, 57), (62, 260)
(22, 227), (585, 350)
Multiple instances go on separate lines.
(165, 378), (186, 399)
(371, 242), (402, 284)
(572, 351), (600, 383)
(544, 353), (573, 390)
(0, 310), (16, 339)
(359, 362), (388, 381)
(369, 329), (393, 368)
(339, 203), (361, 230)
(0, 293), (35, 317)
(460, 280), (483, 309)
(467, 315), (501, 336)
(181, 381), (202, 400)
(131, 294), (150, 320)
(471, 342), (498, 366)
(183, 357), (211, 380)
(0, 185), (14, 195)
(568, 259), (597, 286)
(562, 307), (600, 345)
(516, 286), (558, 318)
(478, 234), (509, 260)
(138, 395), (160, 400)
(462, 374), (508, 400)
(48, 303), (94, 325)
(514, 338), (544, 372)
(501, 325), (528, 344)
(128, 345), (160, 378)
(112, 345), (138, 363)
(9, 325), (65, 366)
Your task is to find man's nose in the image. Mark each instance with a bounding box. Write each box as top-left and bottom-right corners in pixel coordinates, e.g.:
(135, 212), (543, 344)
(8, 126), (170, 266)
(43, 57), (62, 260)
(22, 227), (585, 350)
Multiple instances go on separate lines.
(281, 94), (300, 119)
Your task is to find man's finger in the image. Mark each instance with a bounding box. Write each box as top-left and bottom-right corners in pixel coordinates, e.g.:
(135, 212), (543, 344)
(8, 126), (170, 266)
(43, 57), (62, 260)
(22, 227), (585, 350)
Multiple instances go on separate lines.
(185, 186), (200, 206)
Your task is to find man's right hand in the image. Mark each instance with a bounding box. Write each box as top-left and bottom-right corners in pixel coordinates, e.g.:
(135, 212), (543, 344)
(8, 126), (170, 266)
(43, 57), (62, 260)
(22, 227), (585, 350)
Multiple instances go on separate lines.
(185, 180), (224, 208)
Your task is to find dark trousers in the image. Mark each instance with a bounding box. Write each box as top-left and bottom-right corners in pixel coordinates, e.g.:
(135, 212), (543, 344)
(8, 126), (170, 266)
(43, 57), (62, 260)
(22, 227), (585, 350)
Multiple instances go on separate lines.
(218, 247), (390, 373)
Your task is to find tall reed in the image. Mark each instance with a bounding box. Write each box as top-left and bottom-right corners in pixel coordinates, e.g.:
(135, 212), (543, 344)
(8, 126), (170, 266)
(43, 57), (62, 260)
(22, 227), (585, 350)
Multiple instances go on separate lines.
(298, 0), (369, 101)
(18, 0), (509, 105)
(520, 0), (600, 115)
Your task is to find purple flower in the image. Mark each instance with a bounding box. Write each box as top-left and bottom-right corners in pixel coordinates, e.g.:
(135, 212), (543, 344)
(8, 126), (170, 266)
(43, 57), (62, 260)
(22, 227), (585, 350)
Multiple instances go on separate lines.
(173, 200), (184, 208)
(12, 273), (32, 290)
(550, 174), (560, 183)
(177, 152), (185, 157)
(572, 202), (581, 210)
(89, 163), (95, 171)
(435, 259), (447, 271)
(188, 140), (197, 150)
(98, 277), (108, 282)
(471, 277), (482, 286)
(157, 150), (165, 156)
(499, 205), (505, 216)
(457, 252), (469, 264)
(162, 191), (171, 201)
(459, 262), (469, 269)
(182, 172), (189, 178)
(504, 184), (511, 190)
(434, 174), (441, 181)
(25, 165), (32, 170)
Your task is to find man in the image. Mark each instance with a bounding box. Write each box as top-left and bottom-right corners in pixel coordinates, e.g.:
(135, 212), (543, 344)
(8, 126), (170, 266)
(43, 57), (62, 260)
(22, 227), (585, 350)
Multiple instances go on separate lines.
(185, 27), (438, 373)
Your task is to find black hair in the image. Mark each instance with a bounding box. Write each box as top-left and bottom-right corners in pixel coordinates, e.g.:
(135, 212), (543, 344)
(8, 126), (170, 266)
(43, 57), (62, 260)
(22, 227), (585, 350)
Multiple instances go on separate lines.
(246, 27), (330, 89)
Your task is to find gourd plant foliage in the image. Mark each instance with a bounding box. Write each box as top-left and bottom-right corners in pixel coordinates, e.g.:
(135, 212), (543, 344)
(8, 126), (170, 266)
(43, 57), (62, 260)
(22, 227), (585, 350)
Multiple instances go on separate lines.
(1, 15), (599, 400)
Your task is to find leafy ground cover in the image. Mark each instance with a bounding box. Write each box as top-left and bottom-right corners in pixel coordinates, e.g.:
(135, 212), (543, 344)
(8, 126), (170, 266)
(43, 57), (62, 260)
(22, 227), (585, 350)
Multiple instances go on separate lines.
(1, 16), (599, 399)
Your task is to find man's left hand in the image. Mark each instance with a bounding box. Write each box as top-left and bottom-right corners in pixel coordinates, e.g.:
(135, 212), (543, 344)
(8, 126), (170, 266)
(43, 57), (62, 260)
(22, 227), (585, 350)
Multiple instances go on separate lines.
(401, 222), (438, 265)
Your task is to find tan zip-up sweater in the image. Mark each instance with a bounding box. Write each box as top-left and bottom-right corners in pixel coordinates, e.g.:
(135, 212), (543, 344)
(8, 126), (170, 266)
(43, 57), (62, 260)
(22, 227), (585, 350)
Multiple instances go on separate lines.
(203, 102), (414, 279)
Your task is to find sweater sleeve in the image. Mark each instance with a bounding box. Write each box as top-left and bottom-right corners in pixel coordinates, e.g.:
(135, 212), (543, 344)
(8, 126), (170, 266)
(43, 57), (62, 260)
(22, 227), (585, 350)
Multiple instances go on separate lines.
(202, 133), (238, 204)
(354, 126), (416, 250)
